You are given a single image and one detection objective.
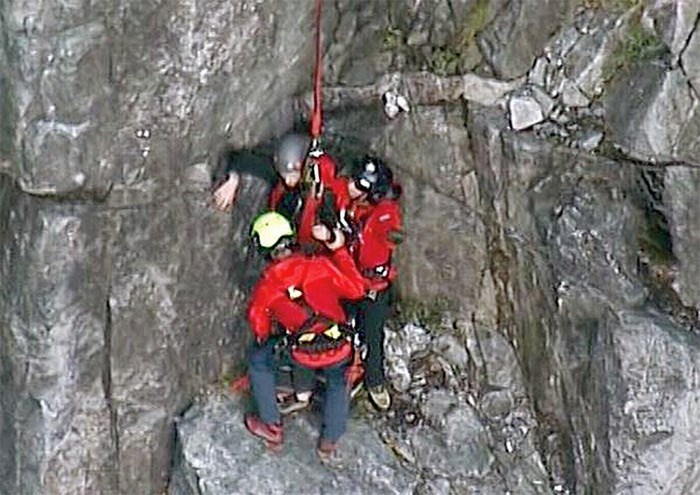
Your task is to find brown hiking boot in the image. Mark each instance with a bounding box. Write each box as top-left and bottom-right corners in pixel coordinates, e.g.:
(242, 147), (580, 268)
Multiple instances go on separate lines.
(367, 384), (391, 411)
(244, 413), (283, 451)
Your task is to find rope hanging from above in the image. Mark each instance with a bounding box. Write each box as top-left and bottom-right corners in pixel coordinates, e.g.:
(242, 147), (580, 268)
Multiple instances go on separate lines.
(309, 0), (323, 141)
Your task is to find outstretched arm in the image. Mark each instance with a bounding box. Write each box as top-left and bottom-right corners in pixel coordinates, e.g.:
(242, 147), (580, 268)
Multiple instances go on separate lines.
(211, 150), (278, 211)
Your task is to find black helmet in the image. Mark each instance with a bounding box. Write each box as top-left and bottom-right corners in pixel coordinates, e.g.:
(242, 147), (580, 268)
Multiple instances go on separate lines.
(351, 155), (393, 201)
(275, 133), (310, 176)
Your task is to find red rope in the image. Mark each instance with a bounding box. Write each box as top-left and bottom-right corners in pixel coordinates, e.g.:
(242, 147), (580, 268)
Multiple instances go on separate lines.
(310, 0), (323, 139)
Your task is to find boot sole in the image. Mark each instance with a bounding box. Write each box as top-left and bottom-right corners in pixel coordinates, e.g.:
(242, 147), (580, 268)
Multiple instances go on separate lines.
(266, 440), (284, 453)
(244, 415), (283, 445)
(368, 393), (391, 411)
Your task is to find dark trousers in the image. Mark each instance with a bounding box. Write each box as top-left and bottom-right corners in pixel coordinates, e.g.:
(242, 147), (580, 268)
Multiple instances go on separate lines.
(248, 339), (350, 441)
(354, 287), (392, 388)
(291, 364), (316, 394)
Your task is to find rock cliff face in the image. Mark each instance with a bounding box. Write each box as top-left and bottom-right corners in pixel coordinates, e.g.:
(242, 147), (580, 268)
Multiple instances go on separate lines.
(2, 1), (699, 494)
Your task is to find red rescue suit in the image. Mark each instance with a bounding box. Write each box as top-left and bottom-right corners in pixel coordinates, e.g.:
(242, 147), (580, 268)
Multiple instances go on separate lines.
(295, 153), (343, 246)
(351, 198), (402, 291)
(296, 173), (402, 292)
(247, 247), (366, 368)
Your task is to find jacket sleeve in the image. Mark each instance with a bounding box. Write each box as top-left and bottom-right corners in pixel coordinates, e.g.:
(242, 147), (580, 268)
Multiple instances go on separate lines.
(329, 247), (367, 299)
(247, 276), (279, 341)
(213, 149), (278, 188)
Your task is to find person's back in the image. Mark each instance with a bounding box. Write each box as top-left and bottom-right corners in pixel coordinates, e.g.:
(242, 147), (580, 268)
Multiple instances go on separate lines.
(353, 193), (402, 287)
(243, 211), (367, 459)
(247, 246), (365, 342)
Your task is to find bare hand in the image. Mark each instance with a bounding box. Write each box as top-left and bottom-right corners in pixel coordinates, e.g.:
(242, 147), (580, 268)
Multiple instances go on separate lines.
(311, 224), (331, 242)
(212, 173), (240, 211)
(325, 228), (345, 251)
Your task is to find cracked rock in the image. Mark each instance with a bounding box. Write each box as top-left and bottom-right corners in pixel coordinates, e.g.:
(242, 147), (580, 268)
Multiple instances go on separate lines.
(559, 79), (590, 108)
(578, 130), (604, 151)
(509, 95), (545, 131)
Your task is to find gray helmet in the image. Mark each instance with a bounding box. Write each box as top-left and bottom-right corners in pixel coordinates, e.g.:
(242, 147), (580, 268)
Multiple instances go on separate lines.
(275, 133), (310, 175)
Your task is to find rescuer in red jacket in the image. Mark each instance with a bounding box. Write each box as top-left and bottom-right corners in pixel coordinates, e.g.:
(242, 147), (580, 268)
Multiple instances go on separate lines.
(342, 156), (403, 411)
(289, 155), (403, 410)
(243, 211), (367, 459)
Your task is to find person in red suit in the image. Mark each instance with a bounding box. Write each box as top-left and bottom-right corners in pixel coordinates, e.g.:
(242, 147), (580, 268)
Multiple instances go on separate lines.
(289, 154), (403, 411)
(343, 156), (402, 411)
(243, 211), (367, 459)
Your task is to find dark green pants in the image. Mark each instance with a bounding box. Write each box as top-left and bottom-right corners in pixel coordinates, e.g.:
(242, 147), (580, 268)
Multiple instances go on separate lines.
(354, 287), (392, 388)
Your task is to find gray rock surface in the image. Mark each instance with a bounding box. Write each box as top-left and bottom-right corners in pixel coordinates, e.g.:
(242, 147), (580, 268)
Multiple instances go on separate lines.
(605, 65), (700, 167)
(649, 0), (700, 65)
(559, 78), (590, 108)
(664, 167), (700, 310)
(3, 0), (321, 197)
(509, 95), (546, 130)
(478, 0), (576, 80)
(0, 174), (261, 494)
(170, 395), (417, 495)
(679, 20), (700, 94)
(603, 3), (700, 167)
(4, 1), (700, 494)
(610, 311), (700, 494)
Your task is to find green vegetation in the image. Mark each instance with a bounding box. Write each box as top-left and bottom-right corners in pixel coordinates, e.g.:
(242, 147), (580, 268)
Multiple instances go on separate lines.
(454, 0), (490, 50)
(581, 0), (641, 12)
(602, 10), (667, 83)
(394, 295), (453, 330)
(427, 0), (490, 76)
(380, 0), (490, 76)
(381, 26), (404, 51)
(427, 46), (465, 77)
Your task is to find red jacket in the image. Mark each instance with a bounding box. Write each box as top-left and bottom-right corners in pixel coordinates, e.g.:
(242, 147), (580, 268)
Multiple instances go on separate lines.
(349, 197), (402, 291)
(267, 181), (289, 210)
(296, 153), (343, 246)
(298, 174), (402, 292)
(247, 247), (365, 342)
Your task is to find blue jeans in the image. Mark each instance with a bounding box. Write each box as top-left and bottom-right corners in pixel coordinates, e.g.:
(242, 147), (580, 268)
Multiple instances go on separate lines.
(248, 339), (350, 442)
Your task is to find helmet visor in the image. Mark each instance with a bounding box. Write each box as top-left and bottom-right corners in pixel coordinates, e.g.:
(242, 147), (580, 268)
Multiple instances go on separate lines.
(354, 176), (372, 193)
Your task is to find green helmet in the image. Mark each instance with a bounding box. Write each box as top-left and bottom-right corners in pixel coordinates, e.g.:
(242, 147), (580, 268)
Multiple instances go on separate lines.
(250, 211), (295, 250)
